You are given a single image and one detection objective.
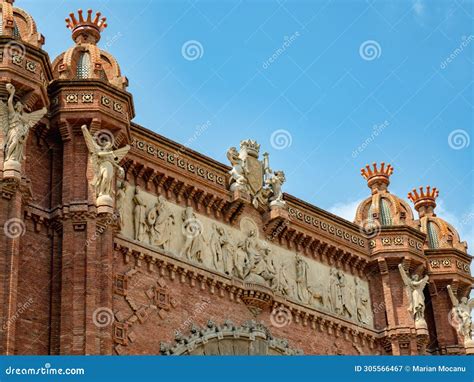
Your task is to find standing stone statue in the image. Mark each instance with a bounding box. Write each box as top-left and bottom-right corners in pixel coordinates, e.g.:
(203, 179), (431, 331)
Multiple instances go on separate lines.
(133, 186), (147, 242)
(1, 83), (47, 175)
(81, 125), (130, 210)
(398, 264), (429, 329)
(295, 254), (310, 303)
(447, 285), (474, 348)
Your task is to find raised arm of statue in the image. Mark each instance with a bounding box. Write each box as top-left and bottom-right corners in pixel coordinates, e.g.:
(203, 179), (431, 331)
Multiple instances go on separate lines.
(398, 264), (410, 286)
(6, 83), (15, 114)
(447, 285), (459, 307)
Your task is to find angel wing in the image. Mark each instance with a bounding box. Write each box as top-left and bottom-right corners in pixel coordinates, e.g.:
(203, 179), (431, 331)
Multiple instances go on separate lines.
(81, 125), (100, 186)
(468, 298), (474, 310)
(112, 145), (130, 163)
(23, 107), (47, 129)
(0, 100), (9, 138)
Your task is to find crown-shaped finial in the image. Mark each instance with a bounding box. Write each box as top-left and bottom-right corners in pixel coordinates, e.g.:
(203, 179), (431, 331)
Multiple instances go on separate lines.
(408, 186), (439, 214)
(360, 162), (393, 190)
(240, 139), (261, 158)
(65, 9), (107, 44)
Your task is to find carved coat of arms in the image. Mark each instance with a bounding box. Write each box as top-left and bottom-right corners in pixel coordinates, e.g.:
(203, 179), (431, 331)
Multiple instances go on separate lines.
(227, 139), (286, 208)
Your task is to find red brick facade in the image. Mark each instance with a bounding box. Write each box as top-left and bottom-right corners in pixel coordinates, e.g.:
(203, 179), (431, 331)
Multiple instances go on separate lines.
(0, 1), (472, 356)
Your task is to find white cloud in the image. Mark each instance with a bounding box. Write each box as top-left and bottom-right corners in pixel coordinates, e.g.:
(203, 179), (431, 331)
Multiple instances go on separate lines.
(435, 199), (474, 252)
(328, 199), (364, 222)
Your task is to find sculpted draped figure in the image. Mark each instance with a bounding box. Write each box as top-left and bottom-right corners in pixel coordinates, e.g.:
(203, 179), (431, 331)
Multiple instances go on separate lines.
(447, 285), (474, 347)
(398, 264), (429, 329)
(133, 186), (148, 242)
(295, 254), (310, 303)
(147, 196), (175, 251)
(181, 207), (206, 263)
(81, 125), (130, 207)
(115, 174), (127, 231)
(1, 83), (47, 172)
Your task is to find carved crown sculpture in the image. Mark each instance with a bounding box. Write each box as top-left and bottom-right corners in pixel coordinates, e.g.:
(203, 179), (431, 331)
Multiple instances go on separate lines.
(355, 162), (415, 226)
(66, 9), (107, 44)
(361, 162), (393, 190)
(240, 139), (261, 158)
(0, 0), (44, 47)
(408, 186), (439, 214)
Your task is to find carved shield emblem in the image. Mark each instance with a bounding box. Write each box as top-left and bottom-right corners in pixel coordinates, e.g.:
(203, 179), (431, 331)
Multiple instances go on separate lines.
(245, 156), (264, 195)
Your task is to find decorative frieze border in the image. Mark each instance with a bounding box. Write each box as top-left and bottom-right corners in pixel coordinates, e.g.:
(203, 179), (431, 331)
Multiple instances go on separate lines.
(113, 236), (380, 350)
(130, 137), (227, 189)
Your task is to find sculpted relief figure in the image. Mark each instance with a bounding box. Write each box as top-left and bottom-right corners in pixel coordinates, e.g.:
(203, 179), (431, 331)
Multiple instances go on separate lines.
(1, 83), (47, 172)
(447, 285), (474, 346)
(274, 263), (293, 297)
(133, 186), (148, 242)
(181, 207), (206, 263)
(327, 268), (352, 318)
(239, 230), (276, 287)
(147, 196), (175, 251)
(295, 254), (310, 303)
(115, 175), (127, 231)
(354, 279), (369, 325)
(82, 125), (130, 207)
(209, 224), (224, 271)
(398, 264), (429, 329)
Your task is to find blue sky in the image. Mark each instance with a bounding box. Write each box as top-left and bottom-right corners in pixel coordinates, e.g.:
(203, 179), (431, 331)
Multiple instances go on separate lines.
(22, 0), (473, 249)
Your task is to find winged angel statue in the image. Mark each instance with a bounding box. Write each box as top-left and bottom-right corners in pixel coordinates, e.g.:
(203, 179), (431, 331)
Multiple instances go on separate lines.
(398, 264), (429, 329)
(447, 285), (474, 345)
(1, 83), (46, 165)
(81, 125), (130, 204)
